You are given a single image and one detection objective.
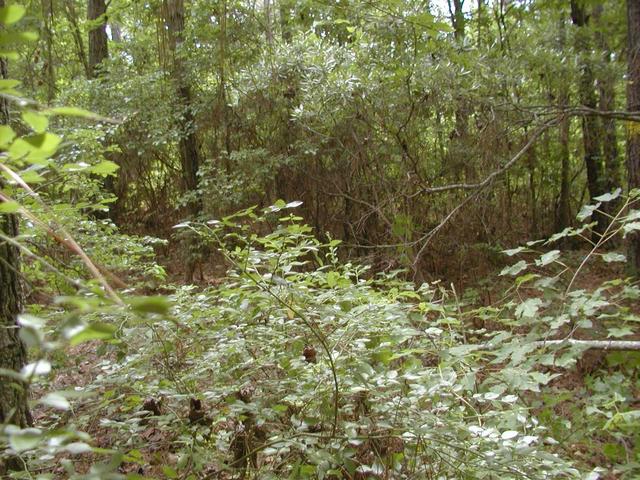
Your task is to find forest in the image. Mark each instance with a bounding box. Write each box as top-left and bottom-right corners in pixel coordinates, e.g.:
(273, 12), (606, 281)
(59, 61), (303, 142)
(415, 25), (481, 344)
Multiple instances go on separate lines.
(1, 0), (640, 478)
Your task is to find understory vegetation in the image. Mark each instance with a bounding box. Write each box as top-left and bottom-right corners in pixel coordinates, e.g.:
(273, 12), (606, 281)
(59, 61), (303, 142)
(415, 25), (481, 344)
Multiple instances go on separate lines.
(1, 0), (640, 479)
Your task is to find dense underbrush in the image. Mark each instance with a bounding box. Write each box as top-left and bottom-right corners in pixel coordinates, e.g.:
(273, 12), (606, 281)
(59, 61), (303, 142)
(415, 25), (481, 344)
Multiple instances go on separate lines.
(3, 194), (640, 479)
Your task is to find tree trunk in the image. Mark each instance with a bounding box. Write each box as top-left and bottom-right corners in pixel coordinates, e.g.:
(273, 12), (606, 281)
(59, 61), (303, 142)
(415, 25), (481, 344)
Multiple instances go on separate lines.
(63, 0), (91, 78)
(571, 0), (607, 236)
(449, 0), (465, 43)
(593, 4), (621, 232)
(41, 0), (55, 103)
(164, 0), (202, 281)
(279, 0), (293, 42)
(627, 0), (640, 274)
(556, 15), (572, 232)
(0, 15), (32, 471)
(87, 0), (108, 78)
(165, 0), (200, 203)
(0, 213), (30, 430)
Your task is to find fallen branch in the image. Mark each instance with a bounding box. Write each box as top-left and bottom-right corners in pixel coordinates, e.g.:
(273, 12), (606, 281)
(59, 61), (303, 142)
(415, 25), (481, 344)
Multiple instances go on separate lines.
(478, 339), (640, 351)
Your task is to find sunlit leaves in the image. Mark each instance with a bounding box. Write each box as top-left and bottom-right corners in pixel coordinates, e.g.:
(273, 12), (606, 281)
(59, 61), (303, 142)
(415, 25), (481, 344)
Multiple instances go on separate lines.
(594, 188), (622, 203)
(0, 200), (19, 212)
(68, 322), (116, 346)
(577, 203), (601, 222)
(90, 160), (119, 176)
(9, 133), (61, 164)
(8, 427), (43, 452)
(22, 111), (49, 133)
(0, 4), (26, 25)
(601, 252), (626, 263)
(128, 296), (171, 315)
(515, 298), (543, 319)
(40, 392), (71, 410)
(0, 125), (15, 150)
(535, 250), (560, 267)
(500, 260), (528, 276)
(21, 360), (51, 377)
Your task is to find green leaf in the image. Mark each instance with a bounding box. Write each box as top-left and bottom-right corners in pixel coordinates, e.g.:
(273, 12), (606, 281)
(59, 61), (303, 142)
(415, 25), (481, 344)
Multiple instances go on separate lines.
(129, 296), (170, 315)
(90, 160), (119, 176)
(40, 392), (71, 410)
(0, 124), (15, 148)
(447, 344), (481, 357)
(0, 5), (26, 25)
(21, 360), (51, 376)
(604, 410), (640, 430)
(0, 200), (19, 213)
(9, 133), (61, 163)
(9, 428), (42, 452)
(64, 442), (93, 454)
(594, 188), (621, 203)
(22, 111), (49, 133)
(162, 466), (178, 479)
(502, 246), (525, 256)
(623, 222), (640, 237)
(602, 443), (625, 461)
(601, 252), (626, 263)
(1, 31), (38, 43)
(48, 106), (105, 120)
(23, 133), (61, 151)
(515, 272), (538, 286)
(0, 78), (19, 90)
(326, 271), (340, 287)
(577, 203), (601, 221)
(500, 260), (528, 276)
(515, 298), (543, 319)
(607, 326), (633, 338)
(20, 169), (46, 183)
(535, 250), (560, 267)
(69, 322), (116, 346)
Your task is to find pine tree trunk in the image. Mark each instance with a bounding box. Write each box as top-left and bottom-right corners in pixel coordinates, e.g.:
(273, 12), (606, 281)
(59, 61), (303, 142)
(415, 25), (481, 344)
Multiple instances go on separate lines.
(87, 0), (108, 78)
(627, 0), (640, 274)
(0, 21), (32, 472)
(0, 212), (30, 430)
(571, 0), (607, 235)
(556, 14), (572, 232)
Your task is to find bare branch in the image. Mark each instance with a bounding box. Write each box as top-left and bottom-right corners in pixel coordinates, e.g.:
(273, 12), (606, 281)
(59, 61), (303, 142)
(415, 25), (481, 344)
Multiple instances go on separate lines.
(477, 339), (640, 352)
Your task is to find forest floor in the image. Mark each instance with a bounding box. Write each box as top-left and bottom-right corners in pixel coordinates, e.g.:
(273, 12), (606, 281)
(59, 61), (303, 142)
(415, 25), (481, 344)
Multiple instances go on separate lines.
(27, 246), (637, 479)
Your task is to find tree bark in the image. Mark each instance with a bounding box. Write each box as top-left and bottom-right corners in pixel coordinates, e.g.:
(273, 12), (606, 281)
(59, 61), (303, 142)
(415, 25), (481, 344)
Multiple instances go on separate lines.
(87, 0), (108, 78)
(556, 15), (572, 232)
(0, 7), (32, 470)
(571, 0), (607, 236)
(627, 0), (640, 274)
(164, 0), (202, 281)
(449, 0), (465, 43)
(165, 0), (200, 202)
(593, 4), (621, 233)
